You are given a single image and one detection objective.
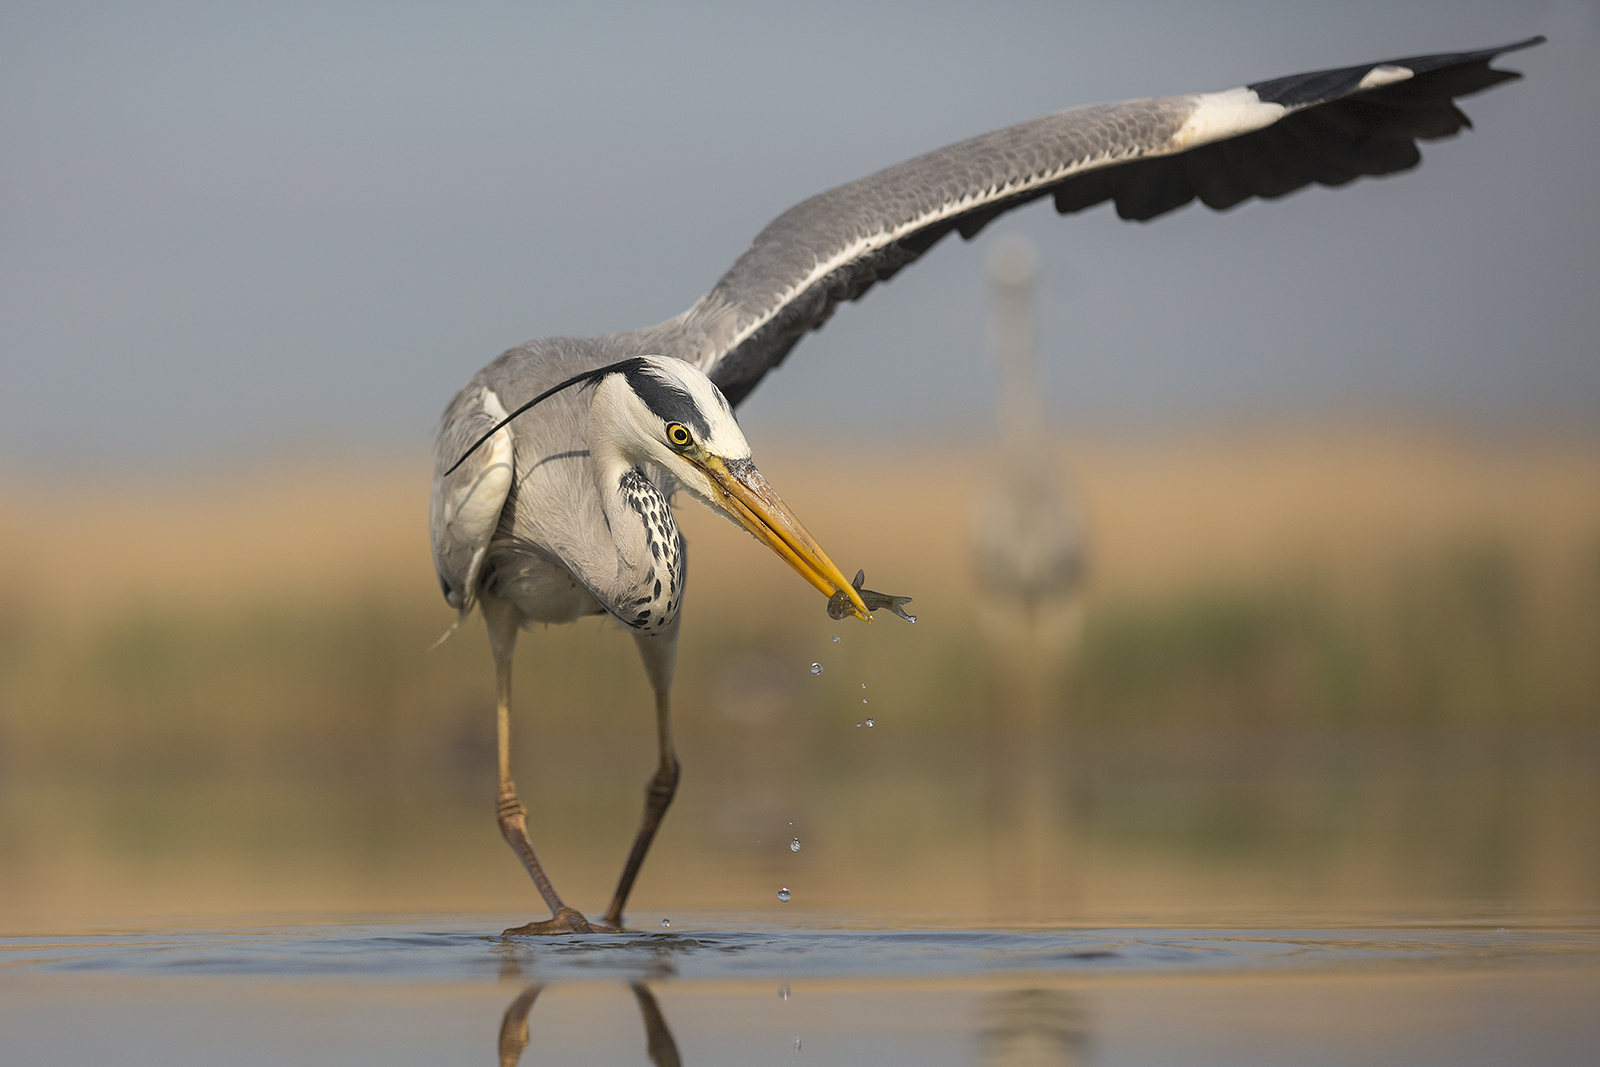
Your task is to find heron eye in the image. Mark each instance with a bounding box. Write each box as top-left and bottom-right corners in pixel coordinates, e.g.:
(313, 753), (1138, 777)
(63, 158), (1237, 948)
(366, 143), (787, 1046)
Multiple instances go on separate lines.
(666, 422), (693, 448)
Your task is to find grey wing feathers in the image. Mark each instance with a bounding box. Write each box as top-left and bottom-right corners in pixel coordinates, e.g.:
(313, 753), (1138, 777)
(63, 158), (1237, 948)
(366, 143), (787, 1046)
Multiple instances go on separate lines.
(699, 37), (1541, 407)
(697, 96), (1190, 405)
(429, 385), (516, 614)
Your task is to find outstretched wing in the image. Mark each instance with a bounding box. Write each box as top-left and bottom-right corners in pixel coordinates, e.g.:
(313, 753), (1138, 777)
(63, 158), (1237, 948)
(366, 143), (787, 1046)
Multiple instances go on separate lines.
(697, 38), (1541, 407)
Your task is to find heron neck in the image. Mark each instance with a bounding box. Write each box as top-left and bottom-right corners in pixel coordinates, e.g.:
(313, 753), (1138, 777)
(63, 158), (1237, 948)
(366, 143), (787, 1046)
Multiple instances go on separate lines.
(589, 425), (684, 636)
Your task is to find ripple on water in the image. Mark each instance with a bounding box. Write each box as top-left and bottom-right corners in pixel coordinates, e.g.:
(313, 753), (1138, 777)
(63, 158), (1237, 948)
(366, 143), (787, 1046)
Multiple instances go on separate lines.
(3, 923), (1597, 983)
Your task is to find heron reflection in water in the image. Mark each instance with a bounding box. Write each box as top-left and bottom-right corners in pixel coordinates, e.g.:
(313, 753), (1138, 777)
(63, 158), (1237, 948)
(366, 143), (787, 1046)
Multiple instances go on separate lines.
(499, 983), (680, 1067)
(494, 981), (1085, 1066)
(979, 988), (1091, 1067)
(430, 41), (1539, 934)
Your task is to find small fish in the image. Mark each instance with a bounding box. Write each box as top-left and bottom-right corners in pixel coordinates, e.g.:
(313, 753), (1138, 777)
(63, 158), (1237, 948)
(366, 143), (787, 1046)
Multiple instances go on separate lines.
(828, 569), (916, 623)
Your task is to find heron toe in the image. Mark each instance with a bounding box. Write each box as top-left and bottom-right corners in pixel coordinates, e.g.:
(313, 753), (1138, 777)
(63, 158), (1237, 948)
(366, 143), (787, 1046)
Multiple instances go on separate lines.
(503, 907), (598, 936)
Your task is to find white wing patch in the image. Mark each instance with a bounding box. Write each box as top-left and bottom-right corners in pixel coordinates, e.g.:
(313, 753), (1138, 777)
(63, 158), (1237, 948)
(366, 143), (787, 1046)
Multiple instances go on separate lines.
(1167, 88), (1287, 152)
(1358, 64), (1414, 91)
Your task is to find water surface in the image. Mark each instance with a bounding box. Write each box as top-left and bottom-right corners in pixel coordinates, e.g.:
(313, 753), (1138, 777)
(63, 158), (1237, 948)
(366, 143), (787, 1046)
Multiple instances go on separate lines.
(4, 918), (1596, 1065)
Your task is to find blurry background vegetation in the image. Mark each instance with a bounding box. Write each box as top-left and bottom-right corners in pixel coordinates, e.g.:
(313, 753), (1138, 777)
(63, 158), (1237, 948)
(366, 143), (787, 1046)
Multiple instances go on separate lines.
(2, 424), (1597, 927)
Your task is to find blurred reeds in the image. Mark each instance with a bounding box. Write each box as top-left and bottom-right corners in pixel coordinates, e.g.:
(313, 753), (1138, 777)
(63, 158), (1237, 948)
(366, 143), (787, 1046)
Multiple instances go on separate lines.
(1, 423), (1597, 926)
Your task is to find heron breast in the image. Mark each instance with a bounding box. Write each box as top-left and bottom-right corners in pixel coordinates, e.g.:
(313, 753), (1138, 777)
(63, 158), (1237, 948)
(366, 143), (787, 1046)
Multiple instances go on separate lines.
(489, 552), (606, 625)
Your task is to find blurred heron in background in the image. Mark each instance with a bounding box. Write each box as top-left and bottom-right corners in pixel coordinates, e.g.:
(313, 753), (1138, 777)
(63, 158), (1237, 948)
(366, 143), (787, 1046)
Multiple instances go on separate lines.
(429, 40), (1539, 934)
(973, 234), (1087, 627)
(973, 235), (1088, 919)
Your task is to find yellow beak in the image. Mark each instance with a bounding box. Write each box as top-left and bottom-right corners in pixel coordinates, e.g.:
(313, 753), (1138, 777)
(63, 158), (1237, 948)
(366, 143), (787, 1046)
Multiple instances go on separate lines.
(699, 456), (871, 622)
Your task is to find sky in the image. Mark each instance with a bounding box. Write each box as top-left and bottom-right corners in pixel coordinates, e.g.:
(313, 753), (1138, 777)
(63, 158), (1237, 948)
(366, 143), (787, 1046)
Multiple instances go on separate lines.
(1, 0), (1596, 472)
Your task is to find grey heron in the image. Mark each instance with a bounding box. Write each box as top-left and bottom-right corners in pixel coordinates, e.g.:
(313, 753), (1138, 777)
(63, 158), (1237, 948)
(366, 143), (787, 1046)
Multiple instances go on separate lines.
(431, 39), (1539, 935)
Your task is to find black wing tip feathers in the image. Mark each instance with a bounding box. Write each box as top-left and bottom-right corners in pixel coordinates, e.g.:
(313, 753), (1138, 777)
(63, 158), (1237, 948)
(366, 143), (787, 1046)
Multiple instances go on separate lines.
(1387, 35), (1546, 72)
(1250, 36), (1545, 111)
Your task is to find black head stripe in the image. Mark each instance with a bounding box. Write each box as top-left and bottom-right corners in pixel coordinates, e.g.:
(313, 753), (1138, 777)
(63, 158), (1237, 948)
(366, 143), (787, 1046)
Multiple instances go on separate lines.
(444, 357), (647, 476)
(624, 364), (711, 439)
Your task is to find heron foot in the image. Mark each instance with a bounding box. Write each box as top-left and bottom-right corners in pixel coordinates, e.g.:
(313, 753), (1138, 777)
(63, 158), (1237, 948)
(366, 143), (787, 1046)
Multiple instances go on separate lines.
(503, 907), (601, 936)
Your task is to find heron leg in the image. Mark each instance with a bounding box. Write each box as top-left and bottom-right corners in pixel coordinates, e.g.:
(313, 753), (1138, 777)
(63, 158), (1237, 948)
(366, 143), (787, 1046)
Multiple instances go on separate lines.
(486, 600), (595, 936)
(602, 687), (680, 929)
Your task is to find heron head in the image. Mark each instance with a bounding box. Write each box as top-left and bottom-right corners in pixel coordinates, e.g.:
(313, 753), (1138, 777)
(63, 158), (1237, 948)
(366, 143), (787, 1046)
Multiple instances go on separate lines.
(592, 355), (870, 621)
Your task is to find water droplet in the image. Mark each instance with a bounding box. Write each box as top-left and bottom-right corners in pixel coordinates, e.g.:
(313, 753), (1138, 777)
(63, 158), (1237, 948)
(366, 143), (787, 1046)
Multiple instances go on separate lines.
(865, 718), (874, 727)
(661, 918), (671, 928)
(861, 683), (867, 689)
(810, 663), (822, 675)
(856, 722), (862, 728)
(831, 635), (840, 643)
(790, 837), (801, 852)
(777, 887), (791, 902)
(778, 984), (790, 1000)
(862, 698), (867, 703)
(794, 1036), (802, 1051)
